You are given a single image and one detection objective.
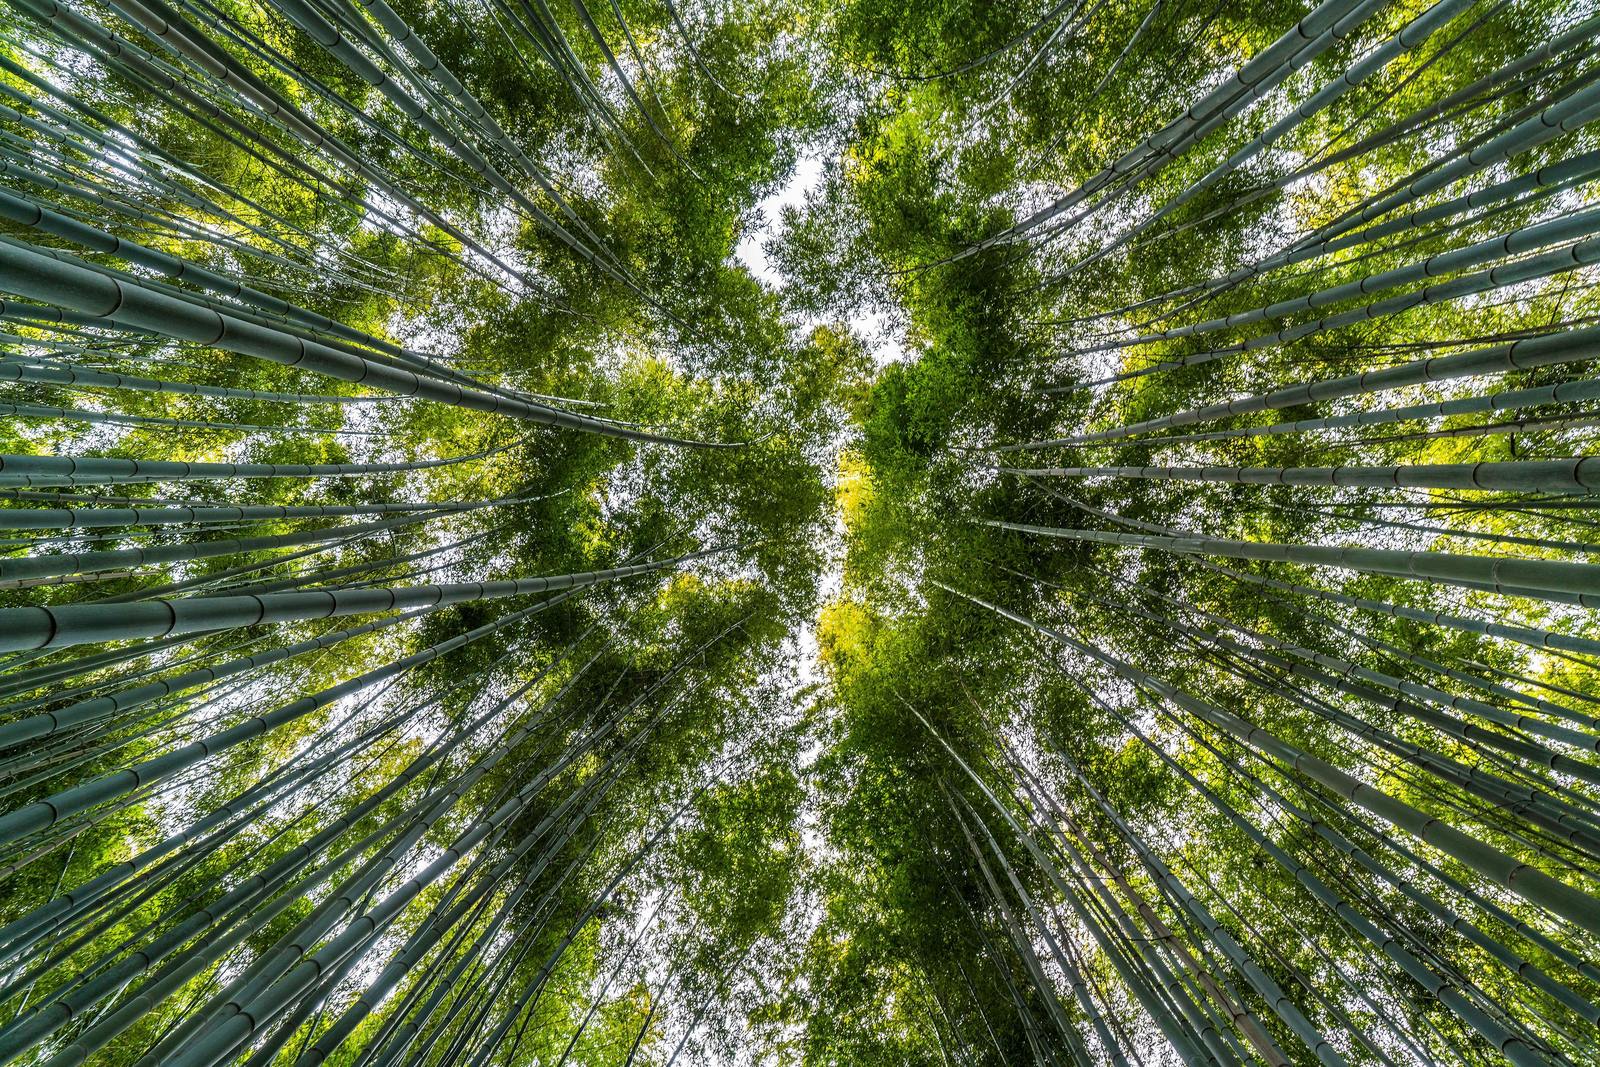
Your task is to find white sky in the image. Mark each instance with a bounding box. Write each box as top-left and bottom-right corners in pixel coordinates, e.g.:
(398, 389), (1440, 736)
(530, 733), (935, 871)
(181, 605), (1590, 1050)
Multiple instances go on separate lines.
(734, 155), (823, 288)
(734, 155), (905, 365)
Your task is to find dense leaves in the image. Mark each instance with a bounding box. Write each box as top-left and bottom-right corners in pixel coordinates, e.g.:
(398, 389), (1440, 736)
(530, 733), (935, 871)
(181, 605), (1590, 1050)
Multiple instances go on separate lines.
(0, 0), (1597, 1063)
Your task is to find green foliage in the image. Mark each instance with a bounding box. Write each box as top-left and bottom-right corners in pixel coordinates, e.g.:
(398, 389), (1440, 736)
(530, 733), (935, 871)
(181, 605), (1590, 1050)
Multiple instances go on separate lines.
(2, 0), (1599, 1063)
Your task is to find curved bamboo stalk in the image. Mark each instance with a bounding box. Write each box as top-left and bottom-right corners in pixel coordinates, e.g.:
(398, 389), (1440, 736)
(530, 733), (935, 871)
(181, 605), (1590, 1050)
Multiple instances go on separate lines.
(999, 457), (1600, 494)
(0, 544), (724, 653)
(984, 519), (1600, 604)
(0, 237), (738, 445)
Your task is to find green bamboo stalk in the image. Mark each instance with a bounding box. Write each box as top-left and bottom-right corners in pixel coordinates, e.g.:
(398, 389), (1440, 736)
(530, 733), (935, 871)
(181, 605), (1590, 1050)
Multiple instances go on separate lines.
(0, 543), (722, 657)
(999, 457), (1600, 493)
(0, 237), (729, 444)
(983, 520), (1600, 603)
(0, 498), (504, 531)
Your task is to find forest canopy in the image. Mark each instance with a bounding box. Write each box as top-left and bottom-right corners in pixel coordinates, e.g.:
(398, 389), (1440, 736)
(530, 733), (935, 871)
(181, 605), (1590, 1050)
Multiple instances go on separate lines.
(0, 0), (1597, 1063)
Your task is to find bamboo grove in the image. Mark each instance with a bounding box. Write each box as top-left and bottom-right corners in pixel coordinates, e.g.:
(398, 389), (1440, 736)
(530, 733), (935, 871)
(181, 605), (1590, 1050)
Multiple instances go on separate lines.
(0, 0), (1596, 1062)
